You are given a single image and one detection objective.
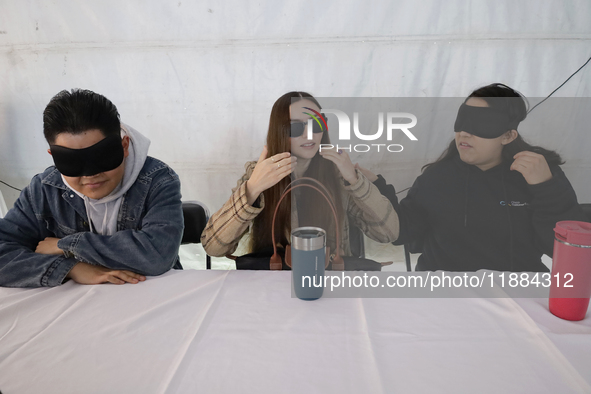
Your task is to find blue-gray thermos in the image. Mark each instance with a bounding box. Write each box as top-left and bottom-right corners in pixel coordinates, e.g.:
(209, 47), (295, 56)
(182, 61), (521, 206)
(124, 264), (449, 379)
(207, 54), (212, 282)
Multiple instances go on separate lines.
(291, 227), (326, 300)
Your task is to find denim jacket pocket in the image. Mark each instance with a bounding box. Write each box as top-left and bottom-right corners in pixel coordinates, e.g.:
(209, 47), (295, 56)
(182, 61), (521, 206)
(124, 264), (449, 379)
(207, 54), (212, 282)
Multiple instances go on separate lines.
(44, 217), (78, 238)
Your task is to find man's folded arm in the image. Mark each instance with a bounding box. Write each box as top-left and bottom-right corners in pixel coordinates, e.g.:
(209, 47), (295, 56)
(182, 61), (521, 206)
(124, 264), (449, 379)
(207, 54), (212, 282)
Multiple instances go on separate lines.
(0, 185), (78, 287)
(57, 176), (184, 276)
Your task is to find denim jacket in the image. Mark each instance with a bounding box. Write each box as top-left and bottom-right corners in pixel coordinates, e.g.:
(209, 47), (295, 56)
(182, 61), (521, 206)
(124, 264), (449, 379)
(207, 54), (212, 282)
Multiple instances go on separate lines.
(0, 156), (183, 288)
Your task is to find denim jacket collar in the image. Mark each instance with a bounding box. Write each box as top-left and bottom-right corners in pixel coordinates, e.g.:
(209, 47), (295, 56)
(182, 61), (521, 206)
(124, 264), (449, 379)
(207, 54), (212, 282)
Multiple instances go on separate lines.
(40, 167), (69, 191)
(40, 167), (89, 222)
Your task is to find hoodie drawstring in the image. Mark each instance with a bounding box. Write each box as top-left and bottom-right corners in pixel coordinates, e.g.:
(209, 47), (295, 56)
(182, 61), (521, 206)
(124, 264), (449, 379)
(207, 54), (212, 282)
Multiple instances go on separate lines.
(501, 171), (515, 271)
(464, 167), (470, 227)
(102, 204), (108, 234)
(83, 197), (95, 234)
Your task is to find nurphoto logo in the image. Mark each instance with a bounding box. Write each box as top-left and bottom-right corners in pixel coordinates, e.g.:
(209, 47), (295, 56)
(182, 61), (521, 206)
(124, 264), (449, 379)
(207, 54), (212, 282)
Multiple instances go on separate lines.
(312, 109), (418, 153)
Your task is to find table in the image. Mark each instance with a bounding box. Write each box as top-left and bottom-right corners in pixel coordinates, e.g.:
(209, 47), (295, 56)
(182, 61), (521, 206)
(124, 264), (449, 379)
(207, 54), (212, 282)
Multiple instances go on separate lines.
(0, 270), (590, 393)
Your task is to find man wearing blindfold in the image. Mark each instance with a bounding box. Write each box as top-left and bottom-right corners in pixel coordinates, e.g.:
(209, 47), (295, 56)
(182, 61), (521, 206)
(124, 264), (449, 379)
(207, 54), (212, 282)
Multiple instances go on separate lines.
(0, 89), (183, 287)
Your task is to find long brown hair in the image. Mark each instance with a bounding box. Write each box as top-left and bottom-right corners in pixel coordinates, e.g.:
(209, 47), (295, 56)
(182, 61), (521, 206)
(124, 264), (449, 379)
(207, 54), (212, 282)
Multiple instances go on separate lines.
(423, 83), (564, 172)
(249, 92), (344, 253)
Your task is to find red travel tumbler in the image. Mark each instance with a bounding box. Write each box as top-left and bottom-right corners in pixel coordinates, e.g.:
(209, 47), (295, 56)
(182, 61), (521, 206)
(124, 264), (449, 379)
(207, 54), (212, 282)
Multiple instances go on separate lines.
(549, 221), (591, 321)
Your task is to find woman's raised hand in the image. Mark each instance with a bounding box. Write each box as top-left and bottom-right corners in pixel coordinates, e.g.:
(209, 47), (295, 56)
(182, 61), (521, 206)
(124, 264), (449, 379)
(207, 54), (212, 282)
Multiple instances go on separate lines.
(510, 151), (552, 185)
(320, 147), (358, 184)
(245, 146), (297, 205)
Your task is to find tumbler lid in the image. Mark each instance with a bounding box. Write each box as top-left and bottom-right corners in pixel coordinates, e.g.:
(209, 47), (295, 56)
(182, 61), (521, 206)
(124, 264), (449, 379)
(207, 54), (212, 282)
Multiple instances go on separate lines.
(292, 227), (326, 251)
(554, 221), (591, 247)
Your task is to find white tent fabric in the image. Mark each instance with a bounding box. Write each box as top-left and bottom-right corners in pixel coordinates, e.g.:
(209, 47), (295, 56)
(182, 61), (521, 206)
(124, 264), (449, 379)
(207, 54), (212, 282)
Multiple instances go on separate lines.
(0, 190), (8, 218)
(0, 0), (590, 213)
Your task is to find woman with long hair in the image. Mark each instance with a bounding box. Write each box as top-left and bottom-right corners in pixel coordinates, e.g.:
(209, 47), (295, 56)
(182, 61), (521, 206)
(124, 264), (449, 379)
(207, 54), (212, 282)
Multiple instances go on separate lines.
(201, 92), (399, 264)
(360, 83), (585, 272)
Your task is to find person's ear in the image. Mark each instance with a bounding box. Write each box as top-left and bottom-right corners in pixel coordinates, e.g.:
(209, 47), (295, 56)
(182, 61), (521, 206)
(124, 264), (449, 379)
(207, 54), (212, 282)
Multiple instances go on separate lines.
(501, 130), (518, 145)
(122, 136), (130, 158)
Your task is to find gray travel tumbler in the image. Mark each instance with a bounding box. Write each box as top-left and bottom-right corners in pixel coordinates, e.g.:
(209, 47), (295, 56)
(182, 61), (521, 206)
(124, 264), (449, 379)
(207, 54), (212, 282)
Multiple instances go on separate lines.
(291, 227), (326, 300)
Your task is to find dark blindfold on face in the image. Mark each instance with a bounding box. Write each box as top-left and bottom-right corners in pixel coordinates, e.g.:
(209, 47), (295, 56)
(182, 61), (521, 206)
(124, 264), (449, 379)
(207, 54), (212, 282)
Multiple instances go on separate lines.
(50, 134), (124, 177)
(454, 103), (520, 139)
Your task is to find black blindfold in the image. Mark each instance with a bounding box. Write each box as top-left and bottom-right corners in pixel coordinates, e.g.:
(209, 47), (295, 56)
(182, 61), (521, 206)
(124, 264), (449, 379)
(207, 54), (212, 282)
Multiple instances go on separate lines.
(50, 134), (124, 177)
(454, 104), (520, 139)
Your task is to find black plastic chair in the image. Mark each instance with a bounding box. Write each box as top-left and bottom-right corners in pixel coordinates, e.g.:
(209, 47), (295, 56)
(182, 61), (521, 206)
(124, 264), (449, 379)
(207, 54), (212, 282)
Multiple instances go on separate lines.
(403, 245), (412, 272)
(181, 201), (211, 269)
(348, 218), (365, 259)
(403, 239), (423, 272)
(580, 203), (591, 222)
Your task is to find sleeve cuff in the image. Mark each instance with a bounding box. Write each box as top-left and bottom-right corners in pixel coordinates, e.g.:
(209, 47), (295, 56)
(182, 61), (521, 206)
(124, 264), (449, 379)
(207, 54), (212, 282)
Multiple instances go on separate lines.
(344, 169), (372, 200)
(527, 171), (571, 203)
(527, 173), (560, 193)
(57, 233), (83, 258)
(234, 181), (265, 221)
(42, 255), (79, 287)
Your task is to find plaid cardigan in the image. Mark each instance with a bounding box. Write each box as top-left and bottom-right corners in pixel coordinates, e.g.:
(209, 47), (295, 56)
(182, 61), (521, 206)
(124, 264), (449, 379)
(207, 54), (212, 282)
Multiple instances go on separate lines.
(201, 161), (399, 257)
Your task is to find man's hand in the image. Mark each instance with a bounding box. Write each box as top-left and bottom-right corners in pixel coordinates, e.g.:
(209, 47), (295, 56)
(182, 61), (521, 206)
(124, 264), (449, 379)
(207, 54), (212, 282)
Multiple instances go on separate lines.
(66, 262), (147, 285)
(510, 151), (553, 185)
(36, 237), (63, 255)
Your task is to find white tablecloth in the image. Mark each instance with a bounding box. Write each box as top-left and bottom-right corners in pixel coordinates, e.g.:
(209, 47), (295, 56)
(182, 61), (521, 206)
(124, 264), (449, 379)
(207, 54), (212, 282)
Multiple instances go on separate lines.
(0, 270), (590, 394)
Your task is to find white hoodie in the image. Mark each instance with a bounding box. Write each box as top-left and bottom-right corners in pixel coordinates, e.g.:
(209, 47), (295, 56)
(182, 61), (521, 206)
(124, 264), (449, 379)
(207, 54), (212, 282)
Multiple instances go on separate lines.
(62, 123), (151, 235)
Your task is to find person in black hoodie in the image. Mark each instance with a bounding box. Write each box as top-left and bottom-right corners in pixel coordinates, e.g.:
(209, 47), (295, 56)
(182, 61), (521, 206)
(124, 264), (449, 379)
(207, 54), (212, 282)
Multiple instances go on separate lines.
(359, 83), (585, 272)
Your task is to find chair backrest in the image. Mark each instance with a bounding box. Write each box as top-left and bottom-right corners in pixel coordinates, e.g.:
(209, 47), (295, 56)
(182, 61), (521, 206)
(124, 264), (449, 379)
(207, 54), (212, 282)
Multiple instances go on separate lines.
(403, 238), (424, 272)
(181, 201), (210, 244)
(580, 203), (591, 222)
(181, 201), (211, 269)
(0, 190), (8, 219)
(348, 218), (365, 259)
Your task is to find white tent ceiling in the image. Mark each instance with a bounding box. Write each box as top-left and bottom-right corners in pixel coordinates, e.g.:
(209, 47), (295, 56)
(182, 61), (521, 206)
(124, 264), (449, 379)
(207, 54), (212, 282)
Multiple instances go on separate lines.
(1, 0), (590, 211)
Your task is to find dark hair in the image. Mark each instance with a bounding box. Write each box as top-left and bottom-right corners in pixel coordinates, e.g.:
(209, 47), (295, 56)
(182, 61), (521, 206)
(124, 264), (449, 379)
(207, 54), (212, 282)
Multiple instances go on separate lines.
(43, 89), (121, 144)
(249, 92), (344, 254)
(423, 83), (564, 171)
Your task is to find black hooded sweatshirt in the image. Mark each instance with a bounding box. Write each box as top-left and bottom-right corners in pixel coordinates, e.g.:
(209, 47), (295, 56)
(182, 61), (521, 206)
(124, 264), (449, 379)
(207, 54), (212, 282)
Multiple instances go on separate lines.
(375, 156), (586, 272)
